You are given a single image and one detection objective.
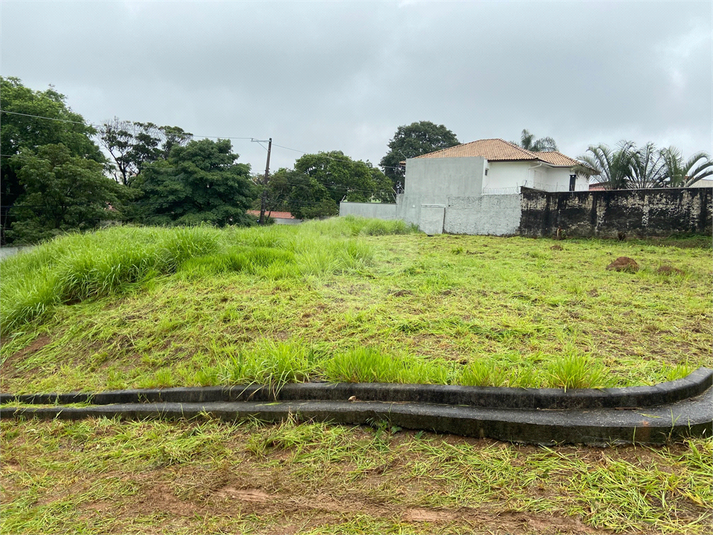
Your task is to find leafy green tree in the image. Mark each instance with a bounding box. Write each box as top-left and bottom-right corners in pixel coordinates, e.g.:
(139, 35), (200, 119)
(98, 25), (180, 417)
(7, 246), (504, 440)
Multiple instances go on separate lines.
(659, 148), (713, 187)
(284, 170), (338, 220)
(0, 77), (104, 243)
(133, 139), (256, 226)
(380, 121), (459, 188)
(99, 118), (192, 186)
(514, 129), (558, 152)
(284, 151), (394, 218)
(7, 144), (124, 244)
(368, 165), (395, 203)
(252, 169), (294, 216)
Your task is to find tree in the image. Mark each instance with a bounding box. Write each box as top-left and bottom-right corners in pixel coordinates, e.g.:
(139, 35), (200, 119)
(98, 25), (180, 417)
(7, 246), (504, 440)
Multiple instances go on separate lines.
(514, 129), (558, 152)
(578, 142), (713, 190)
(380, 121), (459, 188)
(6, 144), (124, 244)
(628, 142), (665, 189)
(283, 151), (393, 219)
(577, 142), (637, 190)
(132, 139), (256, 226)
(284, 169), (339, 220)
(659, 148), (713, 187)
(99, 118), (192, 186)
(252, 168), (294, 217)
(0, 77), (104, 243)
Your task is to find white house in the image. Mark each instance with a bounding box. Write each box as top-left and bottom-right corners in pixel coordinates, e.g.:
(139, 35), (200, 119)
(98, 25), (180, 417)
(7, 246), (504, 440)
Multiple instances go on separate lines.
(408, 138), (589, 194)
(340, 138), (588, 235)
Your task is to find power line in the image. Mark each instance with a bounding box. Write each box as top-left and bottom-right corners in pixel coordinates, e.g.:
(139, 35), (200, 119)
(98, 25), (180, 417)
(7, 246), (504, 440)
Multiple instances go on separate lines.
(0, 110), (258, 142)
(0, 110), (90, 125)
(0, 109), (404, 170)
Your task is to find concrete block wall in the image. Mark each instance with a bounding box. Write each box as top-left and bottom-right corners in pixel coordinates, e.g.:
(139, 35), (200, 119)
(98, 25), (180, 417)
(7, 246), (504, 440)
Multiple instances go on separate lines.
(445, 194), (521, 235)
(520, 187), (713, 237)
(418, 205), (446, 234)
(339, 202), (398, 220)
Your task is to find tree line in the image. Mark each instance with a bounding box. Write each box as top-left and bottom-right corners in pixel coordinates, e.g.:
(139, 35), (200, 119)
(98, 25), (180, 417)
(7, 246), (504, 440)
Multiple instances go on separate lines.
(0, 78), (393, 244)
(2, 77), (710, 244)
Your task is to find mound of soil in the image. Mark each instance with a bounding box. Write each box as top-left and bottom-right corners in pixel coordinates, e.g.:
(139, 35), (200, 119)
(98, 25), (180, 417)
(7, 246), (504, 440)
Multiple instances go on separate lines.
(606, 256), (639, 273)
(657, 265), (685, 276)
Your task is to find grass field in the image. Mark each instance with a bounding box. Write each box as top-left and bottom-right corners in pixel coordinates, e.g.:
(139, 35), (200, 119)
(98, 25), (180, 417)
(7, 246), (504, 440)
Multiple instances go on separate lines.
(2, 217), (712, 533)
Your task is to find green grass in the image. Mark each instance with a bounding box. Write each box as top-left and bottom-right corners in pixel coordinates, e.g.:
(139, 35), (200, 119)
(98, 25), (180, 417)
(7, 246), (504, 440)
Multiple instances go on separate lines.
(2, 219), (711, 534)
(2, 418), (711, 534)
(2, 217), (710, 395)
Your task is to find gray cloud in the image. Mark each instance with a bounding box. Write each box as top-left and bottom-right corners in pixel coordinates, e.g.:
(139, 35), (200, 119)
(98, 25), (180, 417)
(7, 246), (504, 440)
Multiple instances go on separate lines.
(2, 0), (710, 173)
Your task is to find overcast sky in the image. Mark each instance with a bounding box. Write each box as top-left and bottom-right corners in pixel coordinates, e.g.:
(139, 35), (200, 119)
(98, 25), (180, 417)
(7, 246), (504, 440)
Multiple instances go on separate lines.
(1, 0), (711, 174)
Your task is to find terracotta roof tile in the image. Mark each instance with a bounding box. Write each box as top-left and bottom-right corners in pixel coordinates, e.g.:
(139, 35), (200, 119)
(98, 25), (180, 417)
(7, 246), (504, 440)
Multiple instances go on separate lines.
(413, 138), (578, 166)
(247, 210), (296, 219)
(534, 151), (580, 167)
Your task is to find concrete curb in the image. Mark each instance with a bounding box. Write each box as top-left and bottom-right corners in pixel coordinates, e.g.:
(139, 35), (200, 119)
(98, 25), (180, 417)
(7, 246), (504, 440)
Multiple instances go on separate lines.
(2, 388), (711, 446)
(2, 368), (711, 445)
(2, 367), (711, 409)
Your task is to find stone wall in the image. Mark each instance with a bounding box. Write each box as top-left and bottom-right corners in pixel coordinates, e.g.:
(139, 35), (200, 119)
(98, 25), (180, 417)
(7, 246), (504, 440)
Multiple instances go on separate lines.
(520, 187), (713, 238)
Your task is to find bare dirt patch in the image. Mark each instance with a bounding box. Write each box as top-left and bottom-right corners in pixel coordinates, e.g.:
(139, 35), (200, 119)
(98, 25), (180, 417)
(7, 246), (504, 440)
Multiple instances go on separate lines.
(403, 507), (457, 522)
(0, 335), (51, 377)
(657, 264), (685, 276)
(214, 486), (272, 502)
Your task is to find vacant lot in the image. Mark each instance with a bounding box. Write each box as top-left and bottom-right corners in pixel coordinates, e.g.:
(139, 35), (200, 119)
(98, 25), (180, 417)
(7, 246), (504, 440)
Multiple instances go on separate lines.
(2, 218), (712, 533)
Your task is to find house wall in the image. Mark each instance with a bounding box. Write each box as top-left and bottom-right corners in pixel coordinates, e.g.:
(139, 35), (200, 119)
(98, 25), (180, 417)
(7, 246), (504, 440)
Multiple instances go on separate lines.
(394, 157), (486, 233)
(540, 167), (589, 192)
(405, 156), (485, 201)
(482, 161), (529, 194)
(482, 161), (587, 193)
(520, 187), (713, 237)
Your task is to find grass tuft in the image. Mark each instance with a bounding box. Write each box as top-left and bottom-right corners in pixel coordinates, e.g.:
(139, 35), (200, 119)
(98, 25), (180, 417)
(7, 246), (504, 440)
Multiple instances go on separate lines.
(547, 353), (612, 390)
(325, 347), (451, 384)
(459, 359), (510, 387)
(209, 340), (318, 390)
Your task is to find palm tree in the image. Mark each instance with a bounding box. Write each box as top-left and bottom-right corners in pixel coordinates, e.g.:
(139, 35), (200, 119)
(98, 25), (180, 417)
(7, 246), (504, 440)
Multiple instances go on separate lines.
(514, 129), (558, 152)
(659, 148), (713, 187)
(577, 142), (636, 190)
(629, 142), (665, 189)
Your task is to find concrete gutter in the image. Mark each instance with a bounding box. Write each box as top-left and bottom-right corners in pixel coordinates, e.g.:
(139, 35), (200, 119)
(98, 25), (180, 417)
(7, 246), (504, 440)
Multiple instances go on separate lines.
(2, 368), (711, 446)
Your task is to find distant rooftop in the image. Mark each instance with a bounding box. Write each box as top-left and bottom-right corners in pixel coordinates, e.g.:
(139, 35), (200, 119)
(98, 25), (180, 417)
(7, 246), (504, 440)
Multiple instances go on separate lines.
(247, 210), (296, 219)
(414, 138), (580, 167)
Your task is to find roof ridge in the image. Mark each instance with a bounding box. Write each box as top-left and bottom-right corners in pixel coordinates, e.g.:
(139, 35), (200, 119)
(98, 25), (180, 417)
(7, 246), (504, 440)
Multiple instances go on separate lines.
(413, 138), (482, 159)
(412, 138), (580, 163)
(494, 138), (539, 159)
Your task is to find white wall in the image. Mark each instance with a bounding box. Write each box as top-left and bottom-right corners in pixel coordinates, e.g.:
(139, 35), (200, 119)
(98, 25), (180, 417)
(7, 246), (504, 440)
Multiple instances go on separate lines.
(689, 179), (713, 189)
(483, 161), (530, 193)
(540, 167), (588, 192)
(339, 202), (398, 220)
(485, 161), (587, 193)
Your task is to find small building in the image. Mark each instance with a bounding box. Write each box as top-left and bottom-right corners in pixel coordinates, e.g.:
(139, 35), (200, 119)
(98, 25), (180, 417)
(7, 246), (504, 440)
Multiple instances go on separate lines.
(340, 139), (587, 235)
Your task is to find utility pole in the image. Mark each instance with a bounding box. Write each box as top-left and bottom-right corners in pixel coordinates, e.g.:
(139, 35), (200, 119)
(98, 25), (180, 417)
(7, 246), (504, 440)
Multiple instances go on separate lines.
(258, 138), (272, 225)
